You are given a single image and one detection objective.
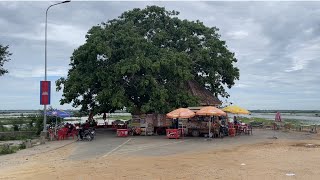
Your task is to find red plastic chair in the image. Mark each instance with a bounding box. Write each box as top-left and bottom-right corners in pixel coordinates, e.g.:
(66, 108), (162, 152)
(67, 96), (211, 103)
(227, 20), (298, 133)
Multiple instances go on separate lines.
(66, 129), (78, 139)
(228, 122), (234, 128)
(57, 128), (68, 140)
(57, 129), (64, 140)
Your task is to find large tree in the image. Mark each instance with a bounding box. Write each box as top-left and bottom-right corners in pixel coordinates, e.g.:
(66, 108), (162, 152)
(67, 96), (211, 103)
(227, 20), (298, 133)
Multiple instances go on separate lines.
(57, 6), (239, 114)
(0, 44), (12, 76)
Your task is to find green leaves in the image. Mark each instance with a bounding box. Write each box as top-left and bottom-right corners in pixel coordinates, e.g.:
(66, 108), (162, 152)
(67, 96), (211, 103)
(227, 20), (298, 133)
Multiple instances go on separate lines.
(0, 44), (12, 76)
(57, 6), (239, 114)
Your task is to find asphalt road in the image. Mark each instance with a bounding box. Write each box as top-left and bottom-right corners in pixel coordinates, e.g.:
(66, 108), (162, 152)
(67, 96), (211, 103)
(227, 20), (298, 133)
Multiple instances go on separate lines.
(68, 128), (315, 161)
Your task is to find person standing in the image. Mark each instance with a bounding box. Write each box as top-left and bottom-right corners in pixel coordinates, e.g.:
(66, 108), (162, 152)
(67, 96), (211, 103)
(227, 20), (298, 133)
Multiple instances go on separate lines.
(233, 116), (238, 125)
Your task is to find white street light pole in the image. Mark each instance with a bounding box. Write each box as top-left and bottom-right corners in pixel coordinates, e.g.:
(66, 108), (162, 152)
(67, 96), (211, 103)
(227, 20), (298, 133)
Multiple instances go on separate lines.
(42, 0), (71, 133)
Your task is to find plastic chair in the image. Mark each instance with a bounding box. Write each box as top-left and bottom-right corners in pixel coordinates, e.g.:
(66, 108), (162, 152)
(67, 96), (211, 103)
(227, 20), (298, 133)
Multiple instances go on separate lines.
(245, 125), (253, 135)
(66, 129), (78, 139)
(57, 128), (68, 140)
(57, 129), (65, 140)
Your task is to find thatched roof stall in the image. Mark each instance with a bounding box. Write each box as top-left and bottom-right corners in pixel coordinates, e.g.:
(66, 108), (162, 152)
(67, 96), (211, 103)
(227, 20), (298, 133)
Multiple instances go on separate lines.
(187, 80), (221, 107)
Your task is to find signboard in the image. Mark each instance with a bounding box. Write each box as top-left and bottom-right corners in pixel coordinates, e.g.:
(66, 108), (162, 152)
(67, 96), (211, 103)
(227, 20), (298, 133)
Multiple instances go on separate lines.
(40, 81), (51, 105)
(131, 115), (141, 127)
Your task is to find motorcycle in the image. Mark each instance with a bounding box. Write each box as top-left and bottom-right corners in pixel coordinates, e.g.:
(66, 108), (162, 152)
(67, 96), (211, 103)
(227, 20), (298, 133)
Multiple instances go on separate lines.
(78, 128), (95, 141)
(89, 128), (96, 138)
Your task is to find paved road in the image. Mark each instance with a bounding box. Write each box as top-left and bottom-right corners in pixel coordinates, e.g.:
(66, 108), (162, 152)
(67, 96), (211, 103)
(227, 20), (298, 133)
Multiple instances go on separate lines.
(68, 128), (315, 160)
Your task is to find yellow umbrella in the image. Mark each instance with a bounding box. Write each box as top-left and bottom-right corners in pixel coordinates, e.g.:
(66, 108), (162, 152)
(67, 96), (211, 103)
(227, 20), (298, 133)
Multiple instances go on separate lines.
(166, 108), (195, 119)
(196, 106), (227, 116)
(222, 105), (250, 114)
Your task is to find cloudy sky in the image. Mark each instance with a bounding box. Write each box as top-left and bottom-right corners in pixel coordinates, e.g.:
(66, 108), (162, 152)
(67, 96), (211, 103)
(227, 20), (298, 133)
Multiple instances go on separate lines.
(0, 1), (319, 110)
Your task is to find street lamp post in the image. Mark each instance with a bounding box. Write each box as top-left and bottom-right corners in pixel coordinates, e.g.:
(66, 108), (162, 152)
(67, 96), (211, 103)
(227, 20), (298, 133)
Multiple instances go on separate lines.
(42, 0), (71, 135)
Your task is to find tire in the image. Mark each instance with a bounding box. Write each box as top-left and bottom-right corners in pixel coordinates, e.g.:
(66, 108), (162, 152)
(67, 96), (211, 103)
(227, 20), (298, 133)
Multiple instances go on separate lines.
(86, 134), (92, 141)
(91, 130), (95, 139)
(191, 130), (200, 137)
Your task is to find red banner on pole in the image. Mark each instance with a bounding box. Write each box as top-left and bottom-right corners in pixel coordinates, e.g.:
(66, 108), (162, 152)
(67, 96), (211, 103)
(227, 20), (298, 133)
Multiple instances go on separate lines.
(40, 81), (51, 105)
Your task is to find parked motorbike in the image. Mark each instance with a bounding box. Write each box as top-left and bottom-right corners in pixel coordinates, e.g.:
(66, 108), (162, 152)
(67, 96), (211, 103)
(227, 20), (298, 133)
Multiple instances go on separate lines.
(89, 128), (96, 137)
(220, 126), (229, 137)
(78, 128), (95, 141)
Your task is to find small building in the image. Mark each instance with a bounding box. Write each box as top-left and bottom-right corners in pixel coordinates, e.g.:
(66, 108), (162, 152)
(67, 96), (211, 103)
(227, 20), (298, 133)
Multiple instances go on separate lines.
(131, 80), (223, 135)
(187, 80), (222, 111)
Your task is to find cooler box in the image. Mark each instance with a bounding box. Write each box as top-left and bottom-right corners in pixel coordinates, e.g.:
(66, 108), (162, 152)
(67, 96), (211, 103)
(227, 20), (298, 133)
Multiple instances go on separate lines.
(166, 129), (180, 139)
(229, 128), (236, 137)
(117, 129), (128, 137)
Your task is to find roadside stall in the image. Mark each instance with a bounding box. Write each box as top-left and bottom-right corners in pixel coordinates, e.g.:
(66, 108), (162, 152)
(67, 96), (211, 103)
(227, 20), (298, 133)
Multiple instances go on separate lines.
(153, 114), (171, 135)
(45, 110), (76, 140)
(166, 108), (195, 139)
(196, 106), (226, 138)
(140, 114), (154, 136)
(127, 114), (155, 136)
(222, 105), (251, 135)
(185, 116), (211, 137)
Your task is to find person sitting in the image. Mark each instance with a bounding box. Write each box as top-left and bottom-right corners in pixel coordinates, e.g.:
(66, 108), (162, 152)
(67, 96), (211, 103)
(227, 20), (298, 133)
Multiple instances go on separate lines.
(234, 116), (239, 125)
(213, 120), (221, 138)
(66, 123), (74, 135)
(89, 119), (97, 127)
(78, 121), (90, 140)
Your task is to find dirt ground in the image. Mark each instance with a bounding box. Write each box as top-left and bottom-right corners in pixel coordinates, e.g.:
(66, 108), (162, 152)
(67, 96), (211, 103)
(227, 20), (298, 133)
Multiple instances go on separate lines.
(0, 130), (319, 180)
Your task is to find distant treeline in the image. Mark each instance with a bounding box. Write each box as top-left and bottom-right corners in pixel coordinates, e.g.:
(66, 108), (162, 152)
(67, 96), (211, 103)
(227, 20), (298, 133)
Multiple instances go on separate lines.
(1, 109), (319, 114)
(250, 110), (320, 114)
(0, 110), (40, 114)
(0, 109), (128, 115)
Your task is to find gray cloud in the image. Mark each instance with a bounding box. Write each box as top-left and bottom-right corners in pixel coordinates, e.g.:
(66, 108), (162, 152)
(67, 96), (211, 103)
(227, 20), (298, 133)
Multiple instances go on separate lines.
(0, 1), (319, 110)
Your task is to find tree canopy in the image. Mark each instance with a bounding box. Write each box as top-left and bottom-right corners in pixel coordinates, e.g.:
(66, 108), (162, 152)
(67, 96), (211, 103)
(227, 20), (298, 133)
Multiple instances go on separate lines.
(0, 44), (11, 76)
(57, 6), (239, 114)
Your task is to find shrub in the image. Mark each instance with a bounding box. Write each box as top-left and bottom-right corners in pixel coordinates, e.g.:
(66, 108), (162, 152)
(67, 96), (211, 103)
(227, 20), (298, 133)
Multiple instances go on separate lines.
(13, 124), (19, 131)
(0, 145), (15, 155)
(19, 143), (26, 150)
(284, 123), (293, 130)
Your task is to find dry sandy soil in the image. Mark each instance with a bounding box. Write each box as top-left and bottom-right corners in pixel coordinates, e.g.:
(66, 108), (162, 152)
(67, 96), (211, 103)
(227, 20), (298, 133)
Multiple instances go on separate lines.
(0, 131), (319, 180)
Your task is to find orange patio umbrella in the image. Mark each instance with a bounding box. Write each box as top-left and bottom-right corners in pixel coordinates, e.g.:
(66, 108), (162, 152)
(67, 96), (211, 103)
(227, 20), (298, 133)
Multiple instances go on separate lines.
(166, 108), (195, 119)
(196, 106), (226, 138)
(166, 108), (194, 136)
(196, 106), (227, 116)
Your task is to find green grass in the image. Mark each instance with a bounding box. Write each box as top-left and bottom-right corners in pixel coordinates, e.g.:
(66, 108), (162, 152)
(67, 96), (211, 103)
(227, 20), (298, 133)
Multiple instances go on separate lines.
(0, 117), (32, 125)
(0, 146), (16, 155)
(238, 117), (307, 128)
(0, 144), (26, 155)
(239, 117), (273, 125)
(0, 134), (36, 141)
